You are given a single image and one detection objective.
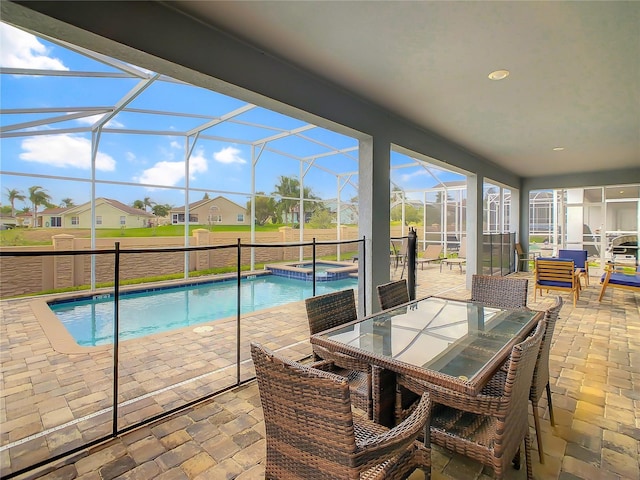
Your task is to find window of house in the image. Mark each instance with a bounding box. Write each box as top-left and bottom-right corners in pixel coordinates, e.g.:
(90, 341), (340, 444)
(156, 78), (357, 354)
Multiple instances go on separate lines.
(120, 216), (126, 225)
(237, 214), (244, 222)
(96, 216), (102, 225)
(50, 217), (61, 227)
(71, 216), (79, 225)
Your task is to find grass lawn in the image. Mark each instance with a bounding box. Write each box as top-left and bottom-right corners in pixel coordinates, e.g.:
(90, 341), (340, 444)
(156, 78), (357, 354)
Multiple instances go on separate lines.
(0, 224), (288, 246)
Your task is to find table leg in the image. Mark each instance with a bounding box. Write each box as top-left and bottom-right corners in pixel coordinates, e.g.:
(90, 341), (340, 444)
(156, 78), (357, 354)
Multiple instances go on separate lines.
(372, 366), (396, 427)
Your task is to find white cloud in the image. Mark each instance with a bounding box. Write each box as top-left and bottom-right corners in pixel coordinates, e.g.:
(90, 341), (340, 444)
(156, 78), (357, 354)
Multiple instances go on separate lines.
(170, 140), (181, 149)
(399, 170), (428, 182)
(75, 114), (124, 128)
(136, 150), (208, 187)
(0, 23), (68, 70)
(19, 135), (116, 171)
(189, 152), (208, 176)
(214, 146), (246, 164)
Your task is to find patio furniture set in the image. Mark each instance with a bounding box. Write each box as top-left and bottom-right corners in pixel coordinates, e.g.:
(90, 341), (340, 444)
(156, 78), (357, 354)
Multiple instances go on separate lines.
(530, 246), (640, 305)
(390, 240), (465, 275)
(252, 275), (562, 479)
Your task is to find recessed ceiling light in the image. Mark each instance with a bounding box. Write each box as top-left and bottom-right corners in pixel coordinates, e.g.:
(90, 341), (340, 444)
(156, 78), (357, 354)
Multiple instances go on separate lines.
(552, 147), (565, 151)
(488, 70), (510, 80)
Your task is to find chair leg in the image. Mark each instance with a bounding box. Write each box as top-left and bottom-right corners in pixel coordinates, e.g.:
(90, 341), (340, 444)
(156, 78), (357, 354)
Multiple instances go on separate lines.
(531, 399), (545, 464)
(546, 382), (555, 426)
(512, 446), (521, 470)
(598, 281), (608, 301)
(525, 433), (534, 480)
(395, 383), (404, 425)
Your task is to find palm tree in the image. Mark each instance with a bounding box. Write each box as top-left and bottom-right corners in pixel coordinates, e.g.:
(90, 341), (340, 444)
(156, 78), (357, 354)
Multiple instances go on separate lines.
(272, 176), (300, 225)
(5, 188), (26, 217)
(60, 198), (75, 208)
(247, 192), (276, 226)
(143, 197), (154, 212)
(271, 176), (320, 225)
(28, 186), (52, 228)
(132, 199), (145, 210)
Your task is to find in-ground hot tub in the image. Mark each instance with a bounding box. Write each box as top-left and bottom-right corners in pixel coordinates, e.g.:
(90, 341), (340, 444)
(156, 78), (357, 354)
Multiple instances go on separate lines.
(265, 260), (358, 281)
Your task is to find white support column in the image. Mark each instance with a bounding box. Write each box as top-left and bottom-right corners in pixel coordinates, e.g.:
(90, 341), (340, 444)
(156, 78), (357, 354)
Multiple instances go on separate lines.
(466, 173), (483, 288)
(359, 135), (390, 314)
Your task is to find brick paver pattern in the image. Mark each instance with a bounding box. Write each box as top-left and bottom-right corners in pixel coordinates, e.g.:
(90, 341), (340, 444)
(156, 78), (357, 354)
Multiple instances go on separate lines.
(1, 264), (638, 480)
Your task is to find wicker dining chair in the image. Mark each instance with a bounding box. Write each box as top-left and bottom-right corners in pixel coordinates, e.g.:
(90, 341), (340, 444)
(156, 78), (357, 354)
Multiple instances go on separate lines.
(250, 342), (432, 480)
(377, 279), (410, 310)
(306, 288), (358, 336)
(397, 320), (545, 480)
(305, 289), (373, 418)
(458, 295), (562, 464)
(528, 295), (562, 462)
(471, 274), (529, 309)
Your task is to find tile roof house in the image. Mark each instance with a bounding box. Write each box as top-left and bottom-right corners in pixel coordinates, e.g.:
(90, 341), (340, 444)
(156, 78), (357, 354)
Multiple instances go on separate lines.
(40, 198), (155, 229)
(170, 196), (249, 226)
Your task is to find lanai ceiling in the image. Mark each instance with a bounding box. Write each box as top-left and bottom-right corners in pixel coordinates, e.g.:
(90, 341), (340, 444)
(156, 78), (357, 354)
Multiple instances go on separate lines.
(3, 0), (639, 181)
(166, 0), (640, 178)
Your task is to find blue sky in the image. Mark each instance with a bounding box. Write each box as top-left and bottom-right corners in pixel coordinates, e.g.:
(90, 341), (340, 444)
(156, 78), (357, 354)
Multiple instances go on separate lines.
(1, 22), (463, 212)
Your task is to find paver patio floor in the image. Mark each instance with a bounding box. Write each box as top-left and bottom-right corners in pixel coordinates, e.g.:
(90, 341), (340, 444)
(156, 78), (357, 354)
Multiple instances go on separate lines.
(2, 264), (639, 479)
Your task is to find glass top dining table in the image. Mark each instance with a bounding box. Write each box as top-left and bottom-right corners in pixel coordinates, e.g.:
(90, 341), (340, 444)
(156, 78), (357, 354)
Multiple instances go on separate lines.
(310, 296), (543, 396)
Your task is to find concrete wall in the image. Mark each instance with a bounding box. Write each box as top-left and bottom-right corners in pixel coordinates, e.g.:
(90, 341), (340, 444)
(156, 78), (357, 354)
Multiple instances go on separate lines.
(0, 227), (360, 298)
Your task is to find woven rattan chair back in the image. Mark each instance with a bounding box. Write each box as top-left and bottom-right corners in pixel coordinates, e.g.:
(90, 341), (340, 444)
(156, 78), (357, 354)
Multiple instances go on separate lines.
(429, 320), (545, 480)
(305, 289), (357, 335)
(305, 289), (372, 417)
(530, 295), (562, 463)
(471, 274), (529, 309)
(377, 279), (410, 310)
(250, 342), (432, 480)
(496, 319), (546, 478)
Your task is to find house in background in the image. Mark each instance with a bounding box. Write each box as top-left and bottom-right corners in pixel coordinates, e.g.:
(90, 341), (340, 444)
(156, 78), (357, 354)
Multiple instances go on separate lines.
(15, 212), (34, 228)
(170, 196), (249, 226)
(289, 204), (313, 225)
(38, 207), (67, 228)
(323, 199), (359, 225)
(0, 214), (18, 229)
(40, 198), (155, 229)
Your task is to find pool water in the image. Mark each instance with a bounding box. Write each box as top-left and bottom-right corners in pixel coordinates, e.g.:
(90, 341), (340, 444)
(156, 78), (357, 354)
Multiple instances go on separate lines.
(49, 275), (357, 347)
(294, 262), (346, 273)
(266, 261), (358, 281)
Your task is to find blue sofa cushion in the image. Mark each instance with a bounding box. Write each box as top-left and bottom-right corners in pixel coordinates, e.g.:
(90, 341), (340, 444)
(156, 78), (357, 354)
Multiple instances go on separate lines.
(600, 272), (640, 288)
(558, 250), (588, 269)
(538, 280), (572, 288)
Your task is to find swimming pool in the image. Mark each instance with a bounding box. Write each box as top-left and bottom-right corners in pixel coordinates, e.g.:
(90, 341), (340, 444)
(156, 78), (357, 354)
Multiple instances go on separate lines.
(48, 275), (358, 347)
